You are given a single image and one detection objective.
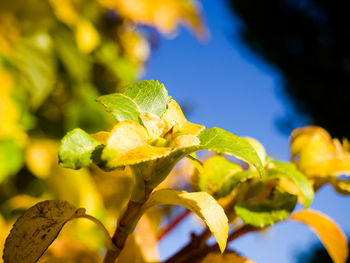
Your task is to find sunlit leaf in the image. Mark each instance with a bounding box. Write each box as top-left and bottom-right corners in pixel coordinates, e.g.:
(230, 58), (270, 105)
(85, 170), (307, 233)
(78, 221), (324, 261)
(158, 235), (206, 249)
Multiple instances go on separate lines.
(198, 128), (264, 177)
(96, 93), (141, 124)
(143, 189), (229, 253)
(3, 200), (86, 263)
(201, 251), (255, 263)
(58, 128), (102, 169)
(235, 188), (297, 227)
(245, 137), (267, 166)
(101, 121), (172, 169)
(267, 161), (314, 207)
(290, 126), (350, 177)
(291, 210), (348, 263)
(97, 80), (171, 123)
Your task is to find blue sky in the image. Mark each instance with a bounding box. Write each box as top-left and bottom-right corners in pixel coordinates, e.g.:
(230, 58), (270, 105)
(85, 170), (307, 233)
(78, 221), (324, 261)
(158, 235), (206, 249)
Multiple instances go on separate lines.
(144, 0), (350, 262)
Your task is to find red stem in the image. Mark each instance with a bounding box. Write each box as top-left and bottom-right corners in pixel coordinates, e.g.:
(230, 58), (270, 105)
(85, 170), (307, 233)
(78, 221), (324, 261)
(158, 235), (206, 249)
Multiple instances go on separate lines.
(157, 209), (191, 241)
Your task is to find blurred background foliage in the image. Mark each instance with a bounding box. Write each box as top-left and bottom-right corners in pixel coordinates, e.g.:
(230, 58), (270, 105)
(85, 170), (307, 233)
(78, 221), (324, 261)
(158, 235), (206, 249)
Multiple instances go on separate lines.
(0, 0), (204, 259)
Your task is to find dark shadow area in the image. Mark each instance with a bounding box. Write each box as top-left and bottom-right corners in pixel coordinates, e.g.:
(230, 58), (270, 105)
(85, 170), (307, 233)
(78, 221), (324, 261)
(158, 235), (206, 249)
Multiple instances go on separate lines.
(227, 0), (350, 137)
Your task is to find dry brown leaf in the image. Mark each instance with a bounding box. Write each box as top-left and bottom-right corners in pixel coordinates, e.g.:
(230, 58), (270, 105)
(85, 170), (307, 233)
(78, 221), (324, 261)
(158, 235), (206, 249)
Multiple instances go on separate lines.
(3, 200), (85, 263)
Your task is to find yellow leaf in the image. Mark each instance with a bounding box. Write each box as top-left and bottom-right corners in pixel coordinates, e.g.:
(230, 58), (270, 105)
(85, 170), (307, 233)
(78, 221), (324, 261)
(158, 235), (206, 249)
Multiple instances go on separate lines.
(3, 200), (85, 263)
(140, 112), (165, 140)
(161, 99), (204, 136)
(143, 189), (229, 253)
(75, 19), (100, 53)
(169, 134), (200, 148)
(91, 131), (110, 145)
(97, 0), (205, 37)
(201, 251), (255, 263)
(102, 121), (173, 168)
(290, 126), (350, 177)
(290, 209), (348, 263)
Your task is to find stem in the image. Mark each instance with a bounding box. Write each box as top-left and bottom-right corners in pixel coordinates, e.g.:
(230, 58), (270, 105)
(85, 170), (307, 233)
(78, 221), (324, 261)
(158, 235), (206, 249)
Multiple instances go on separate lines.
(103, 187), (153, 263)
(157, 209), (191, 241)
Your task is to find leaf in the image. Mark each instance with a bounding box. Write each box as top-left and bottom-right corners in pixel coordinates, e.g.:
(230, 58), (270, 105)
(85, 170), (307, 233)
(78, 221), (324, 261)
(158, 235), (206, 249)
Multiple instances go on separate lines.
(3, 200), (85, 263)
(198, 128), (264, 177)
(214, 170), (260, 199)
(201, 251), (255, 263)
(196, 155), (242, 193)
(291, 210), (348, 263)
(235, 188), (297, 227)
(245, 137), (267, 166)
(101, 121), (172, 169)
(96, 93), (140, 124)
(143, 189), (229, 253)
(267, 161), (314, 207)
(290, 126), (350, 177)
(58, 128), (102, 169)
(96, 80), (171, 123)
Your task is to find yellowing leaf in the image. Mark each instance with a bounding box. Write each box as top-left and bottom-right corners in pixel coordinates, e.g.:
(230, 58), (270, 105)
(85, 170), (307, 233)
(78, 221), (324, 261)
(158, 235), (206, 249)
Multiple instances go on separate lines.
(102, 121), (172, 168)
(3, 200), (85, 263)
(91, 131), (110, 145)
(143, 189), (229, 253)
(290, 126), (350, 177)
(140, 112), (165, 140)
(290, 209), (348, 263)
(201, 251), (255, 263)
(75, 19), (100, 53)
(161, 99), (204, 136)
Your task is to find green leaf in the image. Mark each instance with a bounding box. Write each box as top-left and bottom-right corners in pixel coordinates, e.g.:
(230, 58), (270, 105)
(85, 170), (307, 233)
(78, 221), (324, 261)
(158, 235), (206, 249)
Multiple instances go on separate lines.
(96, 93), (140, 123)
(197, 155), (242, 192)
(267, 161), (314, 207)
(96, 80), (171, 123)
(198, 128), (264, 177)
(213, 170), (260, 199)
(235, 188), (297, 227)
(58, 128), (102, 169)
(142, 189), (229, 253)
(121, 80), (171, 116)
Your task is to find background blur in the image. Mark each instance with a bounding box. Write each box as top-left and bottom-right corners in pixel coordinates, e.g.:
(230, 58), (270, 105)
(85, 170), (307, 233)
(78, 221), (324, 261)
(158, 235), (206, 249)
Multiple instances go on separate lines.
(0, 0), (349, 262)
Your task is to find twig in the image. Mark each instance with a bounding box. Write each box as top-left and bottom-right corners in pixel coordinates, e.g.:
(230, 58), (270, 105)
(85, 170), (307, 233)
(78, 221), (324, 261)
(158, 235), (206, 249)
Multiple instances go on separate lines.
(103, 187), (153, 263)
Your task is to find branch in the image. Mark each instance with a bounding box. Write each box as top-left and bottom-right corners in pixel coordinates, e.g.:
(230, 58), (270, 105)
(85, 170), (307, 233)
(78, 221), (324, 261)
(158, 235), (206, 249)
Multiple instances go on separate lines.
(164, 224), (260, 263)
(103, 187), (153, 263)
